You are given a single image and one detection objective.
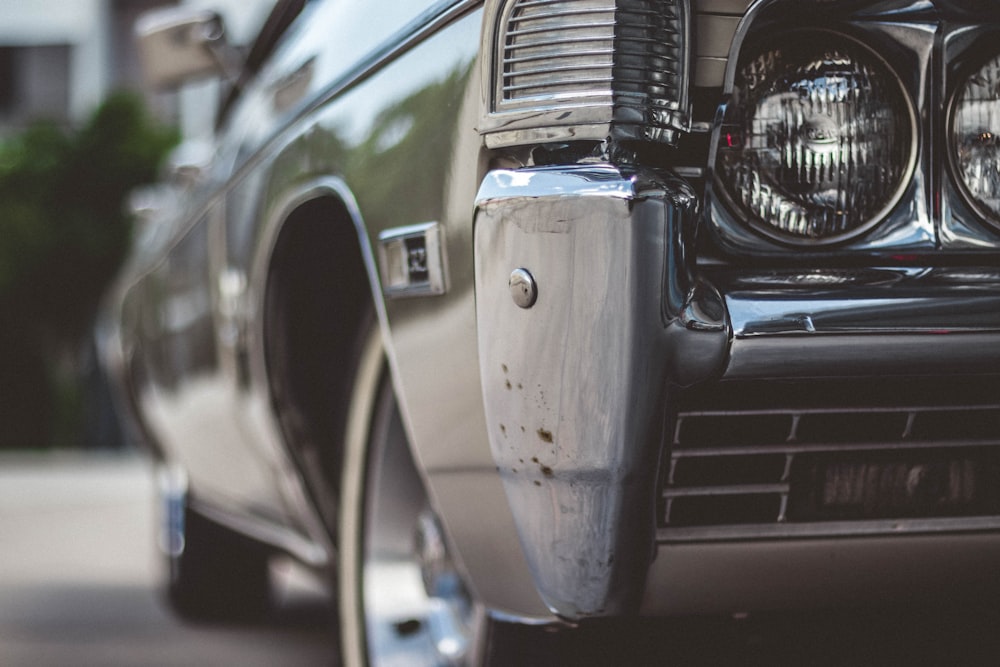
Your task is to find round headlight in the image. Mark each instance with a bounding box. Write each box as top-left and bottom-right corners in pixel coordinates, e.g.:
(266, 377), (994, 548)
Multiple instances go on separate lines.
(716, 33), (915, 245)
(950, 53), (1000, 227)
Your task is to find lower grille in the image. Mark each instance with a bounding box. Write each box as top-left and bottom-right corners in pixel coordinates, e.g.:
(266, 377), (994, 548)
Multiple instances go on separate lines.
(659, 378), (1000, 540)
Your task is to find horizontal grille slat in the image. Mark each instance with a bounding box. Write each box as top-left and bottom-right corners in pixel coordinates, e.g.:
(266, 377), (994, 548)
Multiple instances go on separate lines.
(503, 49), (616, 66)
(505, 63), (615, 79)
(508, 8), (616, 23)
(503, 78), (615, 95)
(665, 483), (789, 498)
(660, 377), (1000, 538)
(505, 21), (616, 40)
(510, 0), (589, 9)
(674, 438), (1000, 458)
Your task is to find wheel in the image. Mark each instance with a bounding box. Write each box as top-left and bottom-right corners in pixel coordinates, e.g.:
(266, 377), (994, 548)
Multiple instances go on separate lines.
(339, 331), (482, 666)
(159, 471), (272, 622)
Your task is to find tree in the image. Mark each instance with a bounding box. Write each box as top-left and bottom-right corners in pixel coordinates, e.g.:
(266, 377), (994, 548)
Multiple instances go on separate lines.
(0, 92), (177, 448)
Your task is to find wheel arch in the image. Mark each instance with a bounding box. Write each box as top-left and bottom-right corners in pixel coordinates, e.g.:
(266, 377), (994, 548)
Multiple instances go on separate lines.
(255, 178), (385, 533)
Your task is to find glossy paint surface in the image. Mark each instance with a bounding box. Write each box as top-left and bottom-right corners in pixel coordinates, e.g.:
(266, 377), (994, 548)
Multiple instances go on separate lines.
(112, 0), (547, 616)
(104, 0), (1000, 629)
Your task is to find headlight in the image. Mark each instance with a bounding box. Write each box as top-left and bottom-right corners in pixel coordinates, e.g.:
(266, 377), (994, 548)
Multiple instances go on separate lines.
(950, 53), (1000, 227)
(716, 32), (915, 246)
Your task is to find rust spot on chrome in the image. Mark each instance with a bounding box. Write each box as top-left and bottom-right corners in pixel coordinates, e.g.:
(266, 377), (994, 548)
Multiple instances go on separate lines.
(530, 456), (553, 477)
(537, 428), (553, 443)
(534, 480), (541, 487)
(505, 380), (512, 390)
(500, 424), (507, 437)
(501, 363), (508, 374)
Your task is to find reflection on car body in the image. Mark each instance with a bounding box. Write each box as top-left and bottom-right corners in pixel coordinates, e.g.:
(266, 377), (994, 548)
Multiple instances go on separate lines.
(98, 0), (1000, 663)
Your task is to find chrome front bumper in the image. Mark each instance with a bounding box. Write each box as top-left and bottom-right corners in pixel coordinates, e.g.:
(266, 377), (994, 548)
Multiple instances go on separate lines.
(473, 164), (1000, 620)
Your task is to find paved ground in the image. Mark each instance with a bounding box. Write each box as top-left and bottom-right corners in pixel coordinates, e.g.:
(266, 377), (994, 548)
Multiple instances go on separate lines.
(7, 451), (1000, 666)
(0, 450), (337, 667)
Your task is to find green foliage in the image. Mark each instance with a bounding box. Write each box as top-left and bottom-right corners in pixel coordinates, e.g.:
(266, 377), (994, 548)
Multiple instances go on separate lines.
(0, 92), (177, 339)
(0, 92), (177, 448)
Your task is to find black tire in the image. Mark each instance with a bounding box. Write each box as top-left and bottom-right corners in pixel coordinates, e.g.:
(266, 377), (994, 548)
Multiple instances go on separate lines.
(165, 505), (272, 623)
(339, 332), (483, 666)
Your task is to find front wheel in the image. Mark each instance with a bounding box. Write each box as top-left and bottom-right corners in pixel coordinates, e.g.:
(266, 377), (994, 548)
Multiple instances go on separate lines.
(163, 502), (272, 622)
(339, 332), (482, 666)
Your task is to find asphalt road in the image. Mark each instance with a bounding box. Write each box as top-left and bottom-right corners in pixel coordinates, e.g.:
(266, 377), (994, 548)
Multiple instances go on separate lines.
(0, 451), (337, 667)
(7, 451), (1000, 667)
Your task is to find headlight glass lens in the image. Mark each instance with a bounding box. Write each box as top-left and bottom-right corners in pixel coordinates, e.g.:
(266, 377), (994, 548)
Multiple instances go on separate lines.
(951, 53), (1000, 225)
(716, 34), (914, 245)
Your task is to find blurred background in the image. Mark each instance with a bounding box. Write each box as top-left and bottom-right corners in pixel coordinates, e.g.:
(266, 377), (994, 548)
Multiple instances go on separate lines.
(0, 3), (336, 664)
(0, 0), (272, 452)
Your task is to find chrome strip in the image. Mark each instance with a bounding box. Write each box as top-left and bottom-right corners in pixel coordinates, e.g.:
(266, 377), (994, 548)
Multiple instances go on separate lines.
(726, 332), (1000, 379)
(674, 436), (1000, 458)
(717, 268), (1000, 377)
(659, 515), (1000, 543)
(664, 483), (788, 498)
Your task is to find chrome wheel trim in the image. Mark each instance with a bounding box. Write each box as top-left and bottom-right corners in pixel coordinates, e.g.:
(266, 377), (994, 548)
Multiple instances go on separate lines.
(339, 330), (480, 667)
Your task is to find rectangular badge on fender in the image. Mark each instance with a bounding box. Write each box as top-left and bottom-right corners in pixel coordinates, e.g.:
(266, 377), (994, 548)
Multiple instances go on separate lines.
(378, 222), (447, 298)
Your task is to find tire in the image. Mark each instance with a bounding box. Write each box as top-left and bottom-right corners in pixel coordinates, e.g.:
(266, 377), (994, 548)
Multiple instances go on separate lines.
(164, 502), (273, 623)
(339, 331), (483, 666)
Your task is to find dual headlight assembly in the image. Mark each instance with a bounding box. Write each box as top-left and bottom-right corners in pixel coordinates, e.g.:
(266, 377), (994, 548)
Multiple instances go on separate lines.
(715, 30), (1000, 247)
(480, 1), (1000, 248)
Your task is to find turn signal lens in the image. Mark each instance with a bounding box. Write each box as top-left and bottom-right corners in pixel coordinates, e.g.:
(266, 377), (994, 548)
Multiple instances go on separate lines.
(716, 33), (914, 245)
(951, 53), (1000, 226)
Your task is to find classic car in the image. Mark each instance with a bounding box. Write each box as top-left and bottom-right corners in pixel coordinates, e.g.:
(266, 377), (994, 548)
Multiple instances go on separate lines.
(98, 0), (1000, 663)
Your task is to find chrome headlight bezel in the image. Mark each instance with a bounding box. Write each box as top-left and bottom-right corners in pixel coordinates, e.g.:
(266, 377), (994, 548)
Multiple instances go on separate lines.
(946, 45), (1000, 234)
(712, 28), (919, 248)
(936, 24), (1000, 249)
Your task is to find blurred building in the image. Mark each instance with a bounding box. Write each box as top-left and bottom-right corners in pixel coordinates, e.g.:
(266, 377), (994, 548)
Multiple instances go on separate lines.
(0, 0), (274, 137)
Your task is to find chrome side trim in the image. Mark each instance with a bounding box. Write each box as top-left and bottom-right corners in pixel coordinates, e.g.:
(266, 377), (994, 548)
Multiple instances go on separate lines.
(474, 165), (727, 619)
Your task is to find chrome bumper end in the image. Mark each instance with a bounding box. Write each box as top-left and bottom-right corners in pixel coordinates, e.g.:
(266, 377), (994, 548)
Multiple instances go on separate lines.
(474, 165), (724, 619)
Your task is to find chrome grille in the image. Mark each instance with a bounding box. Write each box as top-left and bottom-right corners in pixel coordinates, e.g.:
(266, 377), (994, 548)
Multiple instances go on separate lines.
(502, 0), (616, 103)
(612, 1), (686, 116)
(484, 0), (691, 147)
(660, 379), (1000, 540)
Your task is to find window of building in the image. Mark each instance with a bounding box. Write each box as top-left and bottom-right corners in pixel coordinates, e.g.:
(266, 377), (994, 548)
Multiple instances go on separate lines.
(0, 44), (71, 129)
